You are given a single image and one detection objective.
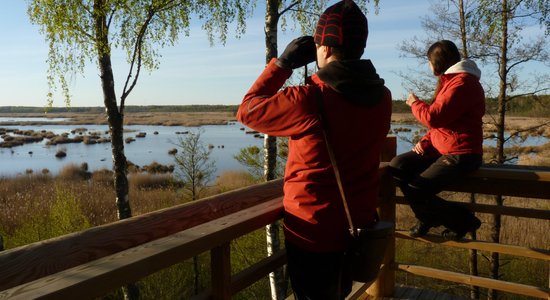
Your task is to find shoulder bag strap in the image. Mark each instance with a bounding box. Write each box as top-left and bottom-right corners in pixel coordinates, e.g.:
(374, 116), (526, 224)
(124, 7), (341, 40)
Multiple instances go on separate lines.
(315, 88), (356, 237)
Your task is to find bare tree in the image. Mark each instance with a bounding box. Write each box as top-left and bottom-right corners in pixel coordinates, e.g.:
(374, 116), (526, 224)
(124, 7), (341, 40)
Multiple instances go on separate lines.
(472, 2), (549, 298)
(173, 129), (216, 295)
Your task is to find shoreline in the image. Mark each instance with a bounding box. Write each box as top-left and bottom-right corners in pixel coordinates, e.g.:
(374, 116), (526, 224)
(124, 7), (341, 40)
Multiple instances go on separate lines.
(1, 112), (549, 129)
(0, 112), (237, 127)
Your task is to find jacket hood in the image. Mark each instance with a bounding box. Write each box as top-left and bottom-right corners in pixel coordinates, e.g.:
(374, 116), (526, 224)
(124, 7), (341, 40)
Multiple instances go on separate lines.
(316, 59), (385, 106)
(445, 59), (481, 78)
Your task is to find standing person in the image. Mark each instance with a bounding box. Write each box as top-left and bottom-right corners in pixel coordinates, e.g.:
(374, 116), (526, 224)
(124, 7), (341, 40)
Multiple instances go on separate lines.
(389, 40), (484, 240)
(237, 1), (391, 298)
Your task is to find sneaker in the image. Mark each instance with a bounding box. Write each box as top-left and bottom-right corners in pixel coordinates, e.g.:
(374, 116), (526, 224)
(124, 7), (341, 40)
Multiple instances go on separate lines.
(442, 217), (481, 241)
(409, 221), (432, 237)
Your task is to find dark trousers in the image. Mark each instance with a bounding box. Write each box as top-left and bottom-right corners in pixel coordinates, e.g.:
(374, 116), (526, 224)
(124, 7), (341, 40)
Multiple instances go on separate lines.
(286, 241), (352, 300)
(389, 151), (482, 232)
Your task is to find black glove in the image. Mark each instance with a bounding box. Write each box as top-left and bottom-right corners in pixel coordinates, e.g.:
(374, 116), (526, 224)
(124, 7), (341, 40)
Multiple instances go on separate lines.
(276, 36), (316, 69)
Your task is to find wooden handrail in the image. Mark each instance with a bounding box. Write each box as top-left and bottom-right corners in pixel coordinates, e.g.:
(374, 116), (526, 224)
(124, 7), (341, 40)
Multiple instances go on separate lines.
(446, 165), (550, 199)
(0, 198), (284, 299)
(0, 178), (284, 292)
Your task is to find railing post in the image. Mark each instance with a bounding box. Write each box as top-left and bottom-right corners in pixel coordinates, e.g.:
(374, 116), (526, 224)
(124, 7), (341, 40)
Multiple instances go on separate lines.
(368, 136), (397, 297)
(211, 242), (231, 300)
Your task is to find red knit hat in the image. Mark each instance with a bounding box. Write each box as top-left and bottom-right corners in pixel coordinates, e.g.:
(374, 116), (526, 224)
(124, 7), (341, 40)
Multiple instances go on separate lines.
(314, 0), (368, 49)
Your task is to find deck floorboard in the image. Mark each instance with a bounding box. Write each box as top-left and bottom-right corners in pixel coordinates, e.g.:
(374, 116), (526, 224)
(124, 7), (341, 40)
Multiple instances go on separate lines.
(363, 285), (470, 300)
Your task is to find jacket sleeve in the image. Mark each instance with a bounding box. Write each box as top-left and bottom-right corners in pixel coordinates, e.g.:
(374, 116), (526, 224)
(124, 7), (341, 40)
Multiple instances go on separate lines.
(410, 78), (471, 128)
(236, 58), (320, 137)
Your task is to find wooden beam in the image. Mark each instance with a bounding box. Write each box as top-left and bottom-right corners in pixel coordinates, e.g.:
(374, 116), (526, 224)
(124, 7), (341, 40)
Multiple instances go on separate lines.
(397, 264), (550, 299)
(368, 160), (397, 297)
(395, 196), (550, 220)
(0, 198), (284, 299)
(0, 179), (284, 291)
(395, 231), (550, 261)
(446, 166), (550, 199)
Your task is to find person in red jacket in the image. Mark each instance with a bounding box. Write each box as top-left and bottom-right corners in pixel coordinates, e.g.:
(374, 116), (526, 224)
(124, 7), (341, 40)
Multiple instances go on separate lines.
(237, 1), (391, 298)
(389, 40), (484, 240)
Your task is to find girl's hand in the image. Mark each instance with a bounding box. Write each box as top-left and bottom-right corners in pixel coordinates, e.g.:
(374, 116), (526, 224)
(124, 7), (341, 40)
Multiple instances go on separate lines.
(412, 142), (425, 155)
(406, 93), (419, 107)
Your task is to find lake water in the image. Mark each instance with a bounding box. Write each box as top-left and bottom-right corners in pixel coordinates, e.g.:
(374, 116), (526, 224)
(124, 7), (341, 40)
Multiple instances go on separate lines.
(0, 119), (546, 177)
(0, 122), (265, 177)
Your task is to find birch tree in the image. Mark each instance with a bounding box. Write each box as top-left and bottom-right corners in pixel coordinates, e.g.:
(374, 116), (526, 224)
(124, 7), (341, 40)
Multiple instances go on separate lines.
(263, 2), (329, 298)
(28, 1), (252, 298)
(28, 0), (252, 221)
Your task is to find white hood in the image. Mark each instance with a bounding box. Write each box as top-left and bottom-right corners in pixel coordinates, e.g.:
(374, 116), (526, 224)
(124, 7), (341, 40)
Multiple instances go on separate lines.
(445, 59), (481, 78)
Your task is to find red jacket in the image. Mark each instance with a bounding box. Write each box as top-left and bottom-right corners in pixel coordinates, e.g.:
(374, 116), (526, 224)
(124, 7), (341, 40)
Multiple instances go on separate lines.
(411, 59), (485, 155)
(237, 58), (392, 252)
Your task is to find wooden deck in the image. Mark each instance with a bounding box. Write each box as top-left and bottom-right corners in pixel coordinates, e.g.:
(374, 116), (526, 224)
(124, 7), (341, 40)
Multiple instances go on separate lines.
(283, 284), (470, 300)
(363, 285), (469, 300)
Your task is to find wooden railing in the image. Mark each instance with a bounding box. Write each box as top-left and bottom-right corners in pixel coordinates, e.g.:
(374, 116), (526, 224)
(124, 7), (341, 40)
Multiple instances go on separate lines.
(389, 164), (550, 299)
(0, 136), (549, 299)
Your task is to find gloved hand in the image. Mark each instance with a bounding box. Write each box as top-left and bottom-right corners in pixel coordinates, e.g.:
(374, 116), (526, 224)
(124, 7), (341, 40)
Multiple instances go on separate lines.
(276, 36), (316, 69)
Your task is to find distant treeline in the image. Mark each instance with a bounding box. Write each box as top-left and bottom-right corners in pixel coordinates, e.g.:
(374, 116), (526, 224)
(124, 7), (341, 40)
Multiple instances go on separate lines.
(392, 94), (550, 117)
(0, 105), (238, 114)
(2, 95), (549, 117)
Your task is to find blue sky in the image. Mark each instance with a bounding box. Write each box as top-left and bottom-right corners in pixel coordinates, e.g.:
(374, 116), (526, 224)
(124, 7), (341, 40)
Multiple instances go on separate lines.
(1, 0), (531, 108)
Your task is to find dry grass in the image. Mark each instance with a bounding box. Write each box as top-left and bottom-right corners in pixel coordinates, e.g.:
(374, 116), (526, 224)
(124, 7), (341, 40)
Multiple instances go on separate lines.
(0, 112), (235, 126)
(210, 170), (258, 194)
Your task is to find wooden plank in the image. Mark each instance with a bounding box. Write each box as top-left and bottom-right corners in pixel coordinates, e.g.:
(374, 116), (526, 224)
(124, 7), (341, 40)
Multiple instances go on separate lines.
(368, 162), (396, 298)
(442, 165), (550, 199)
(395, 196), (550, 220)
(230, 250), (286, 295)
(347, 281), (371, 300)
(0, 198), (284, 300)
(473, 165), (550, 181)
(446, 177), (550, 199)
(0, 179), (284, 291)
(211, 243), (231, 300)
(395, 231), (550, 261)
(397, 264), (550, 299)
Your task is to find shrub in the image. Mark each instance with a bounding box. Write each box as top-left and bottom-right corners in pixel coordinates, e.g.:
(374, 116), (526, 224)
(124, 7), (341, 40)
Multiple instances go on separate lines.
(142, 161), (174, 174)
(129, 173), (175, 190)
(58, 163), (91, 180)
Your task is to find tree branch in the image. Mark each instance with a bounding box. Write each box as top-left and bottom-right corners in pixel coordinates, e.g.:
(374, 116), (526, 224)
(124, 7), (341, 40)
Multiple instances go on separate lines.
(120, 7), (155, 114)
(279, 1), (300, 17)
(286, 7), (321, 17)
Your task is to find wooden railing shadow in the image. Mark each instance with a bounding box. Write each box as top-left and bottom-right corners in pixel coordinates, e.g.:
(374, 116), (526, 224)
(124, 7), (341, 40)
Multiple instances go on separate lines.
(1, 136), (549, 299)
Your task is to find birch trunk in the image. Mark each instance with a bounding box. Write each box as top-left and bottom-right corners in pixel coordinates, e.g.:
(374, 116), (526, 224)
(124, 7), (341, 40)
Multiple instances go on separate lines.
(264, 1), (286, 299)
(94, 1), (136, 298)
(489, 1), (509, 299)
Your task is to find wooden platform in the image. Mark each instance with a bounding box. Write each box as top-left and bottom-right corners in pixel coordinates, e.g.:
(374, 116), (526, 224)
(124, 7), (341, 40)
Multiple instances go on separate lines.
(284, 284), (469, 300)
(361, 285), (469, 300)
